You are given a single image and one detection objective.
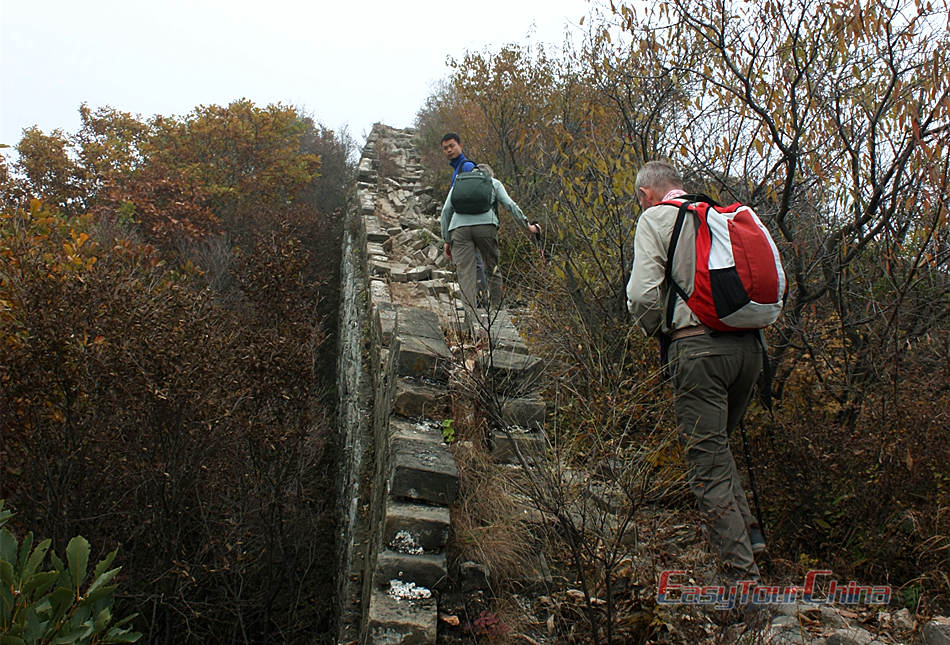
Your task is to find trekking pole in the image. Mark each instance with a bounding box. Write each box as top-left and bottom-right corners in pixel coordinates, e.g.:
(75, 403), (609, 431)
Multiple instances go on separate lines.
(739, 419), (767, 543)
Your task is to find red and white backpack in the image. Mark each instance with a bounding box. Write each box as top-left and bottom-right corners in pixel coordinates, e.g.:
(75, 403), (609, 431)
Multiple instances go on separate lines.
(662, 194), (786, 331)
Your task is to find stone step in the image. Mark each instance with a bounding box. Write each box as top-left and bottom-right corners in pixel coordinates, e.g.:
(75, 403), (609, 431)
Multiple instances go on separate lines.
(383, 501), (450, 554)
(396, 306), (445, 340)
(366, 587), (437, 644)
(375, 549), (448, 591)
(499, 394), (546, 429)
(476, 349), (543, 394)
(389, 431), (459, 505)
(395, 334), (452, 381)
(490, 428), (546, 464)
(392, 378), (450, 419)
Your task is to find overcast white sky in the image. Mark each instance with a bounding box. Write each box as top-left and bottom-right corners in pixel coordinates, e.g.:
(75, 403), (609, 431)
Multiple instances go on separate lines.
(1, 0), (593, 151)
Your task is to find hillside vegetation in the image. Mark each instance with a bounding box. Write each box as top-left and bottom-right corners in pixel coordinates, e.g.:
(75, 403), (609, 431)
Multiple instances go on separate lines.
(0, 100), (353, 644)
(416, 0), (950, 633)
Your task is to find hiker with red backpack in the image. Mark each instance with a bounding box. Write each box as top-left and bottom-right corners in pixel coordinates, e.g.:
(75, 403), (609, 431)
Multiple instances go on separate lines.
(626, 160), (786, 587)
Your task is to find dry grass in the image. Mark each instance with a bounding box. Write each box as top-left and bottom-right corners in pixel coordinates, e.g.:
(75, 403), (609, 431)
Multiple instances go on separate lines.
(450, 439), (539, 587)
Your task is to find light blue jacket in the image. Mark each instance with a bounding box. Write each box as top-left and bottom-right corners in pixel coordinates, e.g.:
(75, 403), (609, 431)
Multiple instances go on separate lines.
(441, 177), (529, 242)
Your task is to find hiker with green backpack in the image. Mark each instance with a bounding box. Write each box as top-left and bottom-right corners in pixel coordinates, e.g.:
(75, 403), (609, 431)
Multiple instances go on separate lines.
(440, 162), (539, 337)
(626, 160), (787, 588)
(442, 132), (489, 303)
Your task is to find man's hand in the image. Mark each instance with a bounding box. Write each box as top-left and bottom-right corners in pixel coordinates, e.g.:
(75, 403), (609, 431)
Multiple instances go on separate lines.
(527, 223), (540, 235)
(444, 242), (452, 260)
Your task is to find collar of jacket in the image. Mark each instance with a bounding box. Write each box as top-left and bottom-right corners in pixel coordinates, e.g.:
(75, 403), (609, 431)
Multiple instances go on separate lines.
(449, 153), (468, 170)
(449, 153), (470, 186)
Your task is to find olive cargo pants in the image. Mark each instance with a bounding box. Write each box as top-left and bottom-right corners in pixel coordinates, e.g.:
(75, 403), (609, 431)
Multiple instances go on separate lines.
(450, 224), (501, 334)
(669, 331), (763, 582)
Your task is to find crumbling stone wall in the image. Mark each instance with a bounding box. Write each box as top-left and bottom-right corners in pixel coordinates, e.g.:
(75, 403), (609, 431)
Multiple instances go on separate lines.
(335, 124), (546, 644)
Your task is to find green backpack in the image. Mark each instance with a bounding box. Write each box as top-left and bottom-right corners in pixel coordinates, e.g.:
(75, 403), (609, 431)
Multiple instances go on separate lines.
(451, 169), (495, 214)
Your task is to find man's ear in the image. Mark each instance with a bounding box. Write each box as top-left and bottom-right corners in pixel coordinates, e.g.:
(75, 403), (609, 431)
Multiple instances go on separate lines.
(637, 186), (650, 209)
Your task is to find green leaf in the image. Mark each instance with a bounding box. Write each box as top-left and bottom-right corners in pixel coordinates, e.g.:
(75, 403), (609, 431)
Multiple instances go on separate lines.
(84, 566), (120, 598)
(0, 501), (12, 530)
(0, 635), (27, 645)
(16, 533), (33, 573)
(22, 571), (58, 597)
(0, 560), (14, 586)
(47, 586), (74, 619)
(94, 606), (112, 631)
(65, 536), (90, 591)
(0, 528), (17, 564)
(83, 583), (117, 605)
(23, 538), (51, 583)
(103, 628), (142, 643)
(24, 608), (48, 641)
(91, 551), (116, 580)
(51, 624), (93, 644)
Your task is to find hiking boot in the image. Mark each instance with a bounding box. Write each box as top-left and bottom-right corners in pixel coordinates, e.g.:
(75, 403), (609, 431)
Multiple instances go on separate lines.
(749, 527), (766, 555)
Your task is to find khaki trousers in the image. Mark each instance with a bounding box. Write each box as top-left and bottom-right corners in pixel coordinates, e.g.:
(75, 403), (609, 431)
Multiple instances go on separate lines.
(669, 331), (763, 582)
(449, 224), (501, 333)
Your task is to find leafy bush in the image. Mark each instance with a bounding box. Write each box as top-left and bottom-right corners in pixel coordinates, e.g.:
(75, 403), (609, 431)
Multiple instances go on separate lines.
(0, 101), (352, 643)
(0, 500), (141, 644)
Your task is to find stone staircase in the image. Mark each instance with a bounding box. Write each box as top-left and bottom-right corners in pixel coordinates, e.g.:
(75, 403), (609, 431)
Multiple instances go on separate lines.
(336, 124), (547, 644)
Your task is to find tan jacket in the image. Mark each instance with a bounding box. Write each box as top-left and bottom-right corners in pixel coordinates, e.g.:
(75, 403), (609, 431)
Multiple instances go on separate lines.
(626, 199), (702, 336)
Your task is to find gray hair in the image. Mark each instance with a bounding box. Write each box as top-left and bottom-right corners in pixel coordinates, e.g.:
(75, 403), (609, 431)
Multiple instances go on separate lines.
(635, 160), (683, 194)
(476, 163), (494, 178)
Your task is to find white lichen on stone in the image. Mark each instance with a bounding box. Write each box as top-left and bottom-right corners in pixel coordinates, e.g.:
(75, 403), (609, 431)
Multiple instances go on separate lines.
(388, 579), (432, 601)
(390, 530), (424, 555)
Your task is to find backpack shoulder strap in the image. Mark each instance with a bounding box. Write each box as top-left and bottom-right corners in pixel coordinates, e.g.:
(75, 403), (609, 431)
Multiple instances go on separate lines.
(663, 200), (693, 329)
(660, 194), (718, 328)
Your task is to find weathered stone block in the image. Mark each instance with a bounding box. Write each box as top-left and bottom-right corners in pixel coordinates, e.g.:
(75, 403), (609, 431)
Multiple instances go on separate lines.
(389, 417), (441, 442)
(500, 395), (545, 429)
(375, 550), (448, 591)
(383, 502), (450, 554)
(477, 350), (543, 393)
(370, 279), (391, 305)
(371, 260), (392, 277)
(366, 588), (437, 645)
(358, 157), (376, 181)
(459, 561), (490, 593)
(490, 429), (546, 464)
(360, 193), (376, 216)
(406, 266), (431, 282)
(923, 622), (950, 645)
(390, 264), (411, 283)
(368, 228), (390, 243)
(375, 303), (397, 346)
(395, 307), (445, 341)
(826, 627), (876, 645)
(420, 280), (448, 296)
(484, 321), (528, 355)
(392, 378), (450, 419)
(390, 434), (459, 504)
(396, 335), (451, 380)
